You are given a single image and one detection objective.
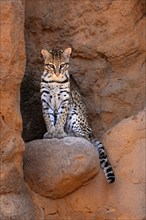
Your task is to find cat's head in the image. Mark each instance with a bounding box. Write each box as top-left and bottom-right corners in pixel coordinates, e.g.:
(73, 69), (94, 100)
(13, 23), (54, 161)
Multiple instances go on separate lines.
(41, 48), (72, 81)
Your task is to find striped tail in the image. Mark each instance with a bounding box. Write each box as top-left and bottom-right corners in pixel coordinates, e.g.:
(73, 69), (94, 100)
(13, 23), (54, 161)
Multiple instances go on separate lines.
(91, 139), (115, 183)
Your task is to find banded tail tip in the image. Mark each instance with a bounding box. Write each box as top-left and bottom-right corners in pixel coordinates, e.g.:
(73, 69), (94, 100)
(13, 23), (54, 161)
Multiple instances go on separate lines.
(107, 176), (115, 184)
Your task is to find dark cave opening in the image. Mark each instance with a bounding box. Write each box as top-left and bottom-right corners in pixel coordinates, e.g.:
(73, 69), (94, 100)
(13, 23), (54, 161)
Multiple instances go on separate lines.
(20, 71), (47, 142)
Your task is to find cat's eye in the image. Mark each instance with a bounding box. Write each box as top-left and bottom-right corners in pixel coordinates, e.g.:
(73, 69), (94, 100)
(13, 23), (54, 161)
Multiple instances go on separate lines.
(60, 63), (66, 69)
(60, 63), (69, 69)
(46, 64), (54, 69)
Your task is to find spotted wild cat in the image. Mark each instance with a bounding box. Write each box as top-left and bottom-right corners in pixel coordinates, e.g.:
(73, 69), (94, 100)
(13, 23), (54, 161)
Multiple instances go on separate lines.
(40, 48), (115, 183)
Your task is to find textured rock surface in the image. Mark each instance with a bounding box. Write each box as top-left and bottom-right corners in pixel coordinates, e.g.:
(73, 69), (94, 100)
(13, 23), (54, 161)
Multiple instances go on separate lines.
(0, 1), (35, 219)
(21, 0), (145, 141)
(24, 137), (99, 199)
(0, 192), (35, 220)
(29, 110), (146, 220)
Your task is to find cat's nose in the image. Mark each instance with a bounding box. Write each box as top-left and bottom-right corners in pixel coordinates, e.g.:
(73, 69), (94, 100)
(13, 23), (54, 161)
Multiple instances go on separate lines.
(55, 72), (60, 77)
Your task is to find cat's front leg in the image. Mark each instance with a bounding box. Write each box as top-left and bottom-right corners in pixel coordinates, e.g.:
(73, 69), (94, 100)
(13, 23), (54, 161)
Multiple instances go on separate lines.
(54, 102), (70, 138)
(43, 113), (56, 138)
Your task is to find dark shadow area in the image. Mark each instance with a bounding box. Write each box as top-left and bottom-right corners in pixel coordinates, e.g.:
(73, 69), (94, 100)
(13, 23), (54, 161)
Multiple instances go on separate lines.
(20, 72), (47, 142)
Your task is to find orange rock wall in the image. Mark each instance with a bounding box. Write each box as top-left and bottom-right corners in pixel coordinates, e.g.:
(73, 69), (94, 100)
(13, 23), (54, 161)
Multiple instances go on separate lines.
(0, 1), (35, 219)
(21, 0), (145, 141)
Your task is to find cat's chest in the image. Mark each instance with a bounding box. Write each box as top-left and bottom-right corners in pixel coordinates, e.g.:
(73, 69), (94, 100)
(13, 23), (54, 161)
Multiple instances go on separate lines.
(47, 83), (70, 108)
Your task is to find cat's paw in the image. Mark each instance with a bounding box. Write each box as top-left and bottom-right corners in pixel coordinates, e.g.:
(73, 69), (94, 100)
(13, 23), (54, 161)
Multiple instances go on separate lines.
(43, 132), (55, 139)
(55, 130), (67, 139)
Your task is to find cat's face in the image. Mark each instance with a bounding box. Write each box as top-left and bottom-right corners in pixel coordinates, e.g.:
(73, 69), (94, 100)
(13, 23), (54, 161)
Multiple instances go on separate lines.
(41, 48), (72, 81)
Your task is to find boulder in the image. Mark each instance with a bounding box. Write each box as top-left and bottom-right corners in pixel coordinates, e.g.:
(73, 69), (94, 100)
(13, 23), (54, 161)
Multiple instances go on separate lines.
(23, 137), (99, 199)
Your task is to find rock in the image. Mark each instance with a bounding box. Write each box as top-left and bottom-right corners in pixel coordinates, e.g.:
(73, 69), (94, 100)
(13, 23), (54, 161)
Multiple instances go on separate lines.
(29, 110), (145, 220)
(23, 137), (99, 199)
(21, 0), (145, 141)
(0, 191), (35, 220)
(0, 131), (25, 194)
(0, 1), (35, 219)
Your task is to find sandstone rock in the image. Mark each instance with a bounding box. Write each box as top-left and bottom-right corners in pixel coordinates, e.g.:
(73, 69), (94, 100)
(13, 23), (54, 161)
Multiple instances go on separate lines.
(23, 137), (99, 199)
(21, 0), (145, 141)
(0, 1), (35, 219)
(30, 110), (145, 220)
(0, 130), (25, 194)
(0, 191), (35, 220)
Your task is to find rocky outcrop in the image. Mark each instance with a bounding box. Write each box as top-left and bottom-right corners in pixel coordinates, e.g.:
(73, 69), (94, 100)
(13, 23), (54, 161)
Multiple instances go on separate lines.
(28, 110), (145, 220)
(0, 1), (35, 219)
(21, 0), (145, 141)
(24, 137), (99, 199)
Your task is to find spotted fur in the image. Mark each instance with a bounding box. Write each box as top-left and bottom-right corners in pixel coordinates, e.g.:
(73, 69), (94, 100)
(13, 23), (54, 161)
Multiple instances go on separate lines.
(41, 48), (115, 183)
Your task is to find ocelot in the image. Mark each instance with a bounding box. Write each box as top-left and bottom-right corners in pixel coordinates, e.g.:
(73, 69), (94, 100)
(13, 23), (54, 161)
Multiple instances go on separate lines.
(40, 48), (115, 183)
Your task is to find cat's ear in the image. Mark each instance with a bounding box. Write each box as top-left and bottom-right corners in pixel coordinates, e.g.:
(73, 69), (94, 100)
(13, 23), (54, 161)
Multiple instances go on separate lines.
(63, 48), (72, 58)
(41, 49), (51, 60)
